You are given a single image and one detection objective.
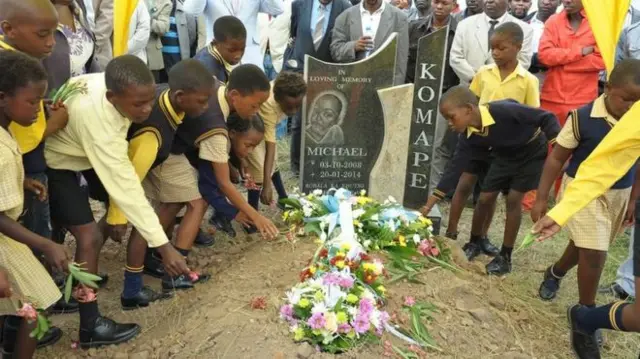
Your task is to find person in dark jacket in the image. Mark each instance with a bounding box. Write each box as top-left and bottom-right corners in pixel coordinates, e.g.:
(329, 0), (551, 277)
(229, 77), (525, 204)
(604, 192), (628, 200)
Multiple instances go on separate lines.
(284, 0), (351, 175)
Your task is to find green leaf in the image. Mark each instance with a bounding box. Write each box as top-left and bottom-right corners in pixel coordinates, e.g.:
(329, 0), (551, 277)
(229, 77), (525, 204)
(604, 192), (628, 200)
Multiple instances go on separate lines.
(279, 198), (303, 210)
(514, 232), (537, 253)
(64, 275), (73, 303)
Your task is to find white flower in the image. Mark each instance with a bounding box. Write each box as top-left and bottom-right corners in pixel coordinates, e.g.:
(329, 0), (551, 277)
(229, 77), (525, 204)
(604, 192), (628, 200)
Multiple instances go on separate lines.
(312, 302), (328, 314)
(303, 205), (313, 217)
(361, 289), (375, 301)
(363, 240), (372, 248)
(388, 196), (397, 203)
(352, 209), (365, 219)
(320, 232), (327, 241)
(412, 234), (421, 244)
(360, 189), (367, 196)
(347, 306), (358, 317)
(324, 312), (338, 333)
(428, 226), (434, 232)
(372, 259), (384, 275)
(371, 214), (379, 222)
(286, 290), (301, 305)
(313, 189), (323, 196)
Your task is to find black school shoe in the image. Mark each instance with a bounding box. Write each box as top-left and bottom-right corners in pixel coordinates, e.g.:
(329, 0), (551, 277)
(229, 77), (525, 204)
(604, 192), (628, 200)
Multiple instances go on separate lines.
(462, 241), (482, 261)
(193, 229), (215, 247)
(539, 266), (562, 301)
(79, 317), (140, 349)
(2, 320), (62, 353)
(161, 273), (211, 292)
(143, 251), (166, 279)
(480, 236), (499, 256)
(567, 305), (601, 359)
(209, 215), (237, 237)
(121, 286), (173, 311)
(486, 254), (512, 276)
(51, 295), (79, 314)
(445, 232), (458, 240)
(598, 282), (631, 300)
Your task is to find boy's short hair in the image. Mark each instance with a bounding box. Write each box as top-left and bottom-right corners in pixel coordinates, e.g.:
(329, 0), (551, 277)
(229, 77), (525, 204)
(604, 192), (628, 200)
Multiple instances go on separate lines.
(105, 55), (154, 94)
(609, 59), (640, 87)
(440, 85), (480, 108)
(227, 64), (270, 96)
(273, 71), (307, 102)
(0, 50), (47, 95)
(214, 16), (247, 42)
(168, 59), (215, 92)
(493, 22), (524, 46)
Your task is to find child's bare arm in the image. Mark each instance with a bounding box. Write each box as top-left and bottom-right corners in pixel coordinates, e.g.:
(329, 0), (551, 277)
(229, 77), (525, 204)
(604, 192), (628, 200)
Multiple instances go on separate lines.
(534, 145), (573, 212)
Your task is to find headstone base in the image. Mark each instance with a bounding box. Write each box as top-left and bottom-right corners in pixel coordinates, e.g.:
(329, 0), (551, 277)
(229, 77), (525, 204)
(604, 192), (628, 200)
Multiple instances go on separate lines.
(427, 204), (442, 235)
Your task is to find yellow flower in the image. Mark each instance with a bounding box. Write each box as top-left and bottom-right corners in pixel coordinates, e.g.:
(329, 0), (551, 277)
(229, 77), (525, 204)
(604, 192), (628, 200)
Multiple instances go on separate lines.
(398, 235), (407, 247)
(346, 330), (356, 339)
(356, 196), (372, 205)
(314, 291), (324, 301)
(335, 260), (345, 269)
(341, 243), (351, 251)
(346, 294), (358, 303)
(377, 285), (386, 294)
(418, 216), (432, 226)
(298, 298), (310, 308)
(283, 211), (290, 220)
(362, 263), (375, 272)
(309, 266), (317, 274)
(336, 311), (348, 323)
(400, 242), (407, 247)
(353, 219), (361, 227)
(293, 328), (305, 341)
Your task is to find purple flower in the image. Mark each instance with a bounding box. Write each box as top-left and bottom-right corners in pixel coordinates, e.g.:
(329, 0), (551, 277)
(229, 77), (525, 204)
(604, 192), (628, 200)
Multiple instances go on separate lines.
(352, 314), (370, 334)
(379, 311), (390, 326)
(307, 312), (326, 330)
(280, 304), (294, 320)
(338, 276), (355, 288)
(359, 298), (374, 318)
(338, 323), (351, 333)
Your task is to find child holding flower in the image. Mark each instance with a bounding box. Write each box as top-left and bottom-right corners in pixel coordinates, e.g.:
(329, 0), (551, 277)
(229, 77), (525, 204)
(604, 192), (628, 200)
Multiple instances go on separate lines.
(0, 51), (71, 359)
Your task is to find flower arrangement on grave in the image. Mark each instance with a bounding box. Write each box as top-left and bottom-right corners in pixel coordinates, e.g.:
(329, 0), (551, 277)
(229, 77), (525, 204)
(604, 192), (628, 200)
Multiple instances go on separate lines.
(280, 188), (454, 268)
(280, 201), (390, 353)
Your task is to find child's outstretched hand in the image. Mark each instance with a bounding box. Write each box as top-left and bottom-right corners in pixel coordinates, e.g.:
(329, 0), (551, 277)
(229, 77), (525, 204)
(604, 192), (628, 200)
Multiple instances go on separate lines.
(47, 102), (69, 134)
(531, 216), (561, 242)
(234, 212), (253, 228)
(24, 178), (47, 201)
(254, 215), (279, 240)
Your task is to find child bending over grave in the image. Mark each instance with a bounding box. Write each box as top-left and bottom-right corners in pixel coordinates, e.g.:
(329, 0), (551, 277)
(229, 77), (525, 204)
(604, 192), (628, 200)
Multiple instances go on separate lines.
(439, 85), (559, 275)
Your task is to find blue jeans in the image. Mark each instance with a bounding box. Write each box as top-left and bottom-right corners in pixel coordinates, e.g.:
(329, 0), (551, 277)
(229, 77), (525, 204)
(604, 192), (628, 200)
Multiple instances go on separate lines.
(21, 172), (52, 239)
(263, 52), (278, 81)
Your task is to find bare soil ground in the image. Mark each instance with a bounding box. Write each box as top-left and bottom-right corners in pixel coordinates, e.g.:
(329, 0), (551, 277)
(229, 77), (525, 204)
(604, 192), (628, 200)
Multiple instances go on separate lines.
(37, 140), (640, 359)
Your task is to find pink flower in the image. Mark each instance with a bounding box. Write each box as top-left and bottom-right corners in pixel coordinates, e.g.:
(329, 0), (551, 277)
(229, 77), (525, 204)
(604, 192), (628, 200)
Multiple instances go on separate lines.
(70, 342), (78, 349)
(307, 312), (326, 330)
(338, 276), (354, 289)
(352, 314), (370, 334)
(430, 246), (440, 256)
(404, 296), (416, 307)
(359, 298), (374, 318)
(73, 286), (97, 303)
(16, 303), (37, 321)
(188, 272), (200, 282)
(337, 323), (351, 333)
(417, 240), (432, 256)
(280, 304), (294, 320)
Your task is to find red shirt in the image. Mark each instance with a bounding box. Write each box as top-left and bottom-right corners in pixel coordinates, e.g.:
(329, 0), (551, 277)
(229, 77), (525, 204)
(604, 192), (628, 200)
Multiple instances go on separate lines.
(538, 10), (605, 106)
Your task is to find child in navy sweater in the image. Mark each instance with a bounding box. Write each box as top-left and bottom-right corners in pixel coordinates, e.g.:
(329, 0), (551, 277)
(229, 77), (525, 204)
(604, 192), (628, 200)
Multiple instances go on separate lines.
(439, 86), (560, 275)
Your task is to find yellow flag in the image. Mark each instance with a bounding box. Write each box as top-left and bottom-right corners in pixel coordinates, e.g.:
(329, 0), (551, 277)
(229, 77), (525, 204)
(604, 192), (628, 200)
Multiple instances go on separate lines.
(582, 0), (630, 75)
(113, 0), (139, 56)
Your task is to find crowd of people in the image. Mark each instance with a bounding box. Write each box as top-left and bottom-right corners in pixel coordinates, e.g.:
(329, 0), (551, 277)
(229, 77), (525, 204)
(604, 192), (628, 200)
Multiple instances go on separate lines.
(0, 0), (638, 358)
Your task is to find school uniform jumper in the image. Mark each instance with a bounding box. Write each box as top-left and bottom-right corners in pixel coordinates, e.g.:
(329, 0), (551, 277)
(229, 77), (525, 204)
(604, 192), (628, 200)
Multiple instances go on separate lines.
(193, 44), (232, 83)
(556, 96), (635, 251)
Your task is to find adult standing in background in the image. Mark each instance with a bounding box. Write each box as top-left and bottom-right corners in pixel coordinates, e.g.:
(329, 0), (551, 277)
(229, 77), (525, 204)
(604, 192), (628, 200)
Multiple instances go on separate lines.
(181, 0), (284, 70)
(258, 0), (293, 80)
(330, 0), (409, 85)
(286, 0), (351, 175)
(538, 0), (603, 128)
(127, 0), (151, 63)
(450, 0), (533, 85)
(509, 0), (534, 21)
(528, 0), (560, 86)
(92, 0), (113, 69)
(144, 0), (172, 79)
(453, 0), (483, 22)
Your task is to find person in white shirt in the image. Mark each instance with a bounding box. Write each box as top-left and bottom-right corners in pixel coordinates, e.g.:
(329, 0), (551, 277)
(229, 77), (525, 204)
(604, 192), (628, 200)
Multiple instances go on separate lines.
(528, 0), (559, 89)
(258, 0), (292, 80)
(127, 1), (151, 64)
(330, 0), (409, 85)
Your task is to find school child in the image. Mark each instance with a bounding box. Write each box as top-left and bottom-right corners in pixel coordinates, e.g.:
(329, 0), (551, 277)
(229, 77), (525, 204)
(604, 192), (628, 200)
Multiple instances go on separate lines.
(439, 85), (559, 275)
(0, 50), (71, 359)
(533, 60), (640, 310)
(199, 114), (266, 229)
(531, 62), (640, 359)
(45, 55), (191, 348)
(194, 15), (246, 83)
(142, 64), (279, 287)
(0, 0), (76, 315)
(243, 72), (306, 222)
(82, 59), (214, 309)
(422, 22), (540, 253)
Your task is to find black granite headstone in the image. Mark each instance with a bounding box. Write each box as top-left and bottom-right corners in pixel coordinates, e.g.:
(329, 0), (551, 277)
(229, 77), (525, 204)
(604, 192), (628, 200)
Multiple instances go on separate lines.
(300, 34), (397, 193)
(402, 27), (448, 210)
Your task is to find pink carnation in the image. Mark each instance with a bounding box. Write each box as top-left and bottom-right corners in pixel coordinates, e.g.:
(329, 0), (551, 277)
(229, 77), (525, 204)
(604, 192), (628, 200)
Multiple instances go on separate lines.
(280, 304), (294, 321)
(16, 303), (37, 321)
(403, 296), (416, 307)
(307, 312), (326, 330)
